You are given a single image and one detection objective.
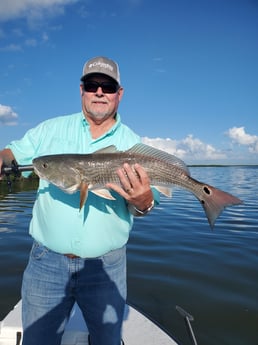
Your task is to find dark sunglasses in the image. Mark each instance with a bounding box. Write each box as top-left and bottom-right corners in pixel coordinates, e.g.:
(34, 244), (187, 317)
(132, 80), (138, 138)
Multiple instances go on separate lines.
(83, 81), (119, 94)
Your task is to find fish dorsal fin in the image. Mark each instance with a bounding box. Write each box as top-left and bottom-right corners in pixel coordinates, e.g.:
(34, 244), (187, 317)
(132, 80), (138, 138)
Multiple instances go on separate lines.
(93, 145), (118, 154)
(127, 143), (190, 174)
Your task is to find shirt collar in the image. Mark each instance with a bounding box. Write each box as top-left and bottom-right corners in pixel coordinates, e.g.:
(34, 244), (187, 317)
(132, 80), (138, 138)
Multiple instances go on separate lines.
(81, 112), (121, 135)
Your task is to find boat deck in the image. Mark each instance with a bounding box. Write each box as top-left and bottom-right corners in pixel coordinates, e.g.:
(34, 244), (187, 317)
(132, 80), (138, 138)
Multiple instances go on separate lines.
(0, 301), (178, 345)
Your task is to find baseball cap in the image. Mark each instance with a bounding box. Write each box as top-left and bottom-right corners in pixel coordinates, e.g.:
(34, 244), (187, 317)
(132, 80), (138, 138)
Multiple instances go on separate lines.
(80, 56), (120, 85)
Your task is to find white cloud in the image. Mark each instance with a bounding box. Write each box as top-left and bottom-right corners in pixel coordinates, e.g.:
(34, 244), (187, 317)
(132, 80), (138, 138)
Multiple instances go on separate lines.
(0, 0), (78, 22)
(227, 126), (258, 153)
(142, 135), (226, 162)
(12, 28), (24, 37)
(42, 32), (49, 42)
(0, 44), (22, 52)
(25, 38), (38, 47)
(0, 104), (18, 126)
(181, 135), (225, 160)
(142, 137), (179, 155)
(142, 127), (258, 164)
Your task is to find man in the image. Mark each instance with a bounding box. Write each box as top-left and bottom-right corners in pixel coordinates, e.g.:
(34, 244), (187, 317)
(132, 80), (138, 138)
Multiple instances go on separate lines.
(0, 56), (157, 345)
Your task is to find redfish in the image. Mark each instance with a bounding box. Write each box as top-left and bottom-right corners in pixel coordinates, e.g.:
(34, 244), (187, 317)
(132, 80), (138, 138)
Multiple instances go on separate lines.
(31, 143), (242, 228)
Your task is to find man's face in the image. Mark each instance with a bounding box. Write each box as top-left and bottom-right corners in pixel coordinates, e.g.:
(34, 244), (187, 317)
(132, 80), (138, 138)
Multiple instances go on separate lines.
(80, 74), (124, 123)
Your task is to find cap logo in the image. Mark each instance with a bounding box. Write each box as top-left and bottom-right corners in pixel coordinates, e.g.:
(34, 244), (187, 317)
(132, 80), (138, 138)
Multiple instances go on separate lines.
(88, 61), (114, 72)
(81, 56), (120, 84)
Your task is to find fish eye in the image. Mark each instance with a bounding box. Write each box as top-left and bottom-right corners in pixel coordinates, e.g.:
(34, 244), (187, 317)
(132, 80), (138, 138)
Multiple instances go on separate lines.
(42, 163), (48, 169)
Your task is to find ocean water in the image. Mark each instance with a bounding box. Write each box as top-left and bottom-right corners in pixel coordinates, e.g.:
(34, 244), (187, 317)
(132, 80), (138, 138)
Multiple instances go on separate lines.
(0, 167), (257, 345)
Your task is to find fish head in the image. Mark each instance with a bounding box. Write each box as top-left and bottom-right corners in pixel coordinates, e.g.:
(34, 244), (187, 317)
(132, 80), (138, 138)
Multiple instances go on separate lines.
(32, 154), (81, 193)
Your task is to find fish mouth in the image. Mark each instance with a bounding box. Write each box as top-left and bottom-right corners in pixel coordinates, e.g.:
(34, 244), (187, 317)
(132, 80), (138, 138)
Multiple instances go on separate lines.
(33, 166), (44, 179)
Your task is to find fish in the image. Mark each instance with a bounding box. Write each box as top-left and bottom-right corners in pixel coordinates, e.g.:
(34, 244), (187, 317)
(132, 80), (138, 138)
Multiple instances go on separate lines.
(32, 143), (242, 228)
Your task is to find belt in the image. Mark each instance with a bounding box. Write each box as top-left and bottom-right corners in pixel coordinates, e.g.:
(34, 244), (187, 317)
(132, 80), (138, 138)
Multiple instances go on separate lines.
(64, 254), (80, 259)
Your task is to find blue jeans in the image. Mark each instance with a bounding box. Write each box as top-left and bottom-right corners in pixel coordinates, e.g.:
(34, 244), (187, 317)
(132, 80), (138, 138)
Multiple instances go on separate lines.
(21, 242), (127, 345)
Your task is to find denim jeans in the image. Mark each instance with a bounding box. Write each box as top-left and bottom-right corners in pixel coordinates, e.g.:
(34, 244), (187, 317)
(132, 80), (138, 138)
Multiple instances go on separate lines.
(21, 241), (127, 345)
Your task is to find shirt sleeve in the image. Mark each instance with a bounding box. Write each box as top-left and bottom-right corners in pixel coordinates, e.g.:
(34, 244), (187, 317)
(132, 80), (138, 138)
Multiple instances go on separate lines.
(6, 121), (49, 166)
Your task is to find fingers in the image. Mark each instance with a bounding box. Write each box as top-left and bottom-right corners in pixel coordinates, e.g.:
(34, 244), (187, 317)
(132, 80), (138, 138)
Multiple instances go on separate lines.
(116, 163), (149, 192)
(105, 165), (134, 199)
(106, 163), (152, 202)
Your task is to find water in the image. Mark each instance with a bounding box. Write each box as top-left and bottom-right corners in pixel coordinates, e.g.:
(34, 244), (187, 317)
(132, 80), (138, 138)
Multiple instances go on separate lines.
(0, 167), (257, 345)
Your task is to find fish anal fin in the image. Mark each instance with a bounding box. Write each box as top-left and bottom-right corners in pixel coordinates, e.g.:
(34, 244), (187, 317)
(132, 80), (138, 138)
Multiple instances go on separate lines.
(91, 189), (116, 200)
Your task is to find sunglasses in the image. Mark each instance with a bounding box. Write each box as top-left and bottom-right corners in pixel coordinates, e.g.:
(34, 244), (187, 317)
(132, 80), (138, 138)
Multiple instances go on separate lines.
(83, 81), (119, 94)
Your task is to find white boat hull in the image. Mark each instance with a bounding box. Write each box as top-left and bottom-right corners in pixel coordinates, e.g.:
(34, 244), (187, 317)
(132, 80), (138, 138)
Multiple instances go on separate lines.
(0, 301), (178, 345)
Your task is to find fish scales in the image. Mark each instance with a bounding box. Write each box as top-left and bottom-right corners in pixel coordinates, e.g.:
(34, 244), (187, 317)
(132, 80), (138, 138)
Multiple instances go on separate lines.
(78, 153), (187, 189)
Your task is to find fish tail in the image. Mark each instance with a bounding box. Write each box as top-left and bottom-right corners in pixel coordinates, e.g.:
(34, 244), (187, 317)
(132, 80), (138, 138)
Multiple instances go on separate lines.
(198, 185), (242, 228)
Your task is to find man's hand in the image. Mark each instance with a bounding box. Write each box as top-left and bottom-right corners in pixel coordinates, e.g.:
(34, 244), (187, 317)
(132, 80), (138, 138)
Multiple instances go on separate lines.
(0, 149), (15, 180)
(106, 163), (154, 212)
(0, 157), (3, 180)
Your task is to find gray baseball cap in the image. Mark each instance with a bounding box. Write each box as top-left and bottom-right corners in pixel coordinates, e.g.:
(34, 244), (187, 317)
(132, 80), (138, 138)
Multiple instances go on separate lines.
(80, 56), (120, 85)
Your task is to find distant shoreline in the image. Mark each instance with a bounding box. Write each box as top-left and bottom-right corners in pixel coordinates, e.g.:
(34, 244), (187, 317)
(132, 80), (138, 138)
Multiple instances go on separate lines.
(188, 165), (258, 167)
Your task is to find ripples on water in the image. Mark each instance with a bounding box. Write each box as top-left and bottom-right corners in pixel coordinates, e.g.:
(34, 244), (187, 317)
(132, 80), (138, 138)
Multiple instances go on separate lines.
(0, 168), (258, 345)
(127, 167), (258, 345)
(0, 181), (36, 317)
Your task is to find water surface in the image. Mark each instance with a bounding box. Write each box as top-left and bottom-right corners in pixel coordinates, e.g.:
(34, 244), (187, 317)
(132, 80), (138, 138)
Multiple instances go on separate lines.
(0, 167), (257, 345)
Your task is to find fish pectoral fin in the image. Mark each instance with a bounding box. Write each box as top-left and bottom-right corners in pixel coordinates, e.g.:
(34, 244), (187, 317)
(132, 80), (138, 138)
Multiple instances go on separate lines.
(154, 186), (173, 198)
(91, 189), (116, 200)
(80, 181), (89, 210)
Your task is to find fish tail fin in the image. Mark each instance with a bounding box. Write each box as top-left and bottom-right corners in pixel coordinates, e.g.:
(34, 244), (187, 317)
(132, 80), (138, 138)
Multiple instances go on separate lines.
(198, 185), (242, 229)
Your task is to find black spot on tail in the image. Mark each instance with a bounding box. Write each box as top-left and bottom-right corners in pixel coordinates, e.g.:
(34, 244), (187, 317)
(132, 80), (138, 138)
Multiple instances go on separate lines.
(203, 186), (211, 195)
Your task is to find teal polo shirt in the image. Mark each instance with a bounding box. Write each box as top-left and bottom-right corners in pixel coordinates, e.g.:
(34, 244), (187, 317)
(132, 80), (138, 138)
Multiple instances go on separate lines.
(7, 111), (155, 258)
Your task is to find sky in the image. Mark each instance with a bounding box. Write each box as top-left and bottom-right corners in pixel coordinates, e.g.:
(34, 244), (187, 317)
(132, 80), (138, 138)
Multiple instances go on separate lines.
(0, 0), (257, 165)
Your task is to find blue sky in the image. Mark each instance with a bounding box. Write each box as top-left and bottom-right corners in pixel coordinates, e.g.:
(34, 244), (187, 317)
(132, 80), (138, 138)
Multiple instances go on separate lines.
(0, 0), (257, 164)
